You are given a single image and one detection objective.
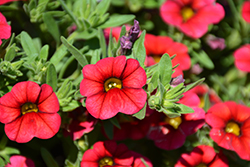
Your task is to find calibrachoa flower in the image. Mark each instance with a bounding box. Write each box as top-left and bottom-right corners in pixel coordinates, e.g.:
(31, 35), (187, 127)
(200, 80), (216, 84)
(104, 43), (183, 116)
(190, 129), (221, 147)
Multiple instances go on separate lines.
(6, 155), (35, 167)
(175, 145), (228, 167)
(80, 56), (147, 120)
(233, 44), (250, 72)
(242, 1), (250, 23)
(81, 140), (134, 167)
(206, 101), (250, 160)
(63, 106), (97, 141)
(0, 81), (61, 143)
(144, 34), (191, 77)
(160, 0), (225, 38)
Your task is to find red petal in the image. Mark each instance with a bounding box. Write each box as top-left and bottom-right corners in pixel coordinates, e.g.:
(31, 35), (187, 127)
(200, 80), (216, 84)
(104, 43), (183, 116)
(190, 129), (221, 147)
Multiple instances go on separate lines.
(81, 149), (100, 162)
(121, 58), (140, 79)
(0, 0), (22, 5)
(26, 81), (41, 103)
(122, 67), (146, 88)
(38, 92), (59, 114)
(5, 113), (37, 143)
(0, 13), (11, 40)
(80, 79), (104, 97)
(96, 57), (114, 79)
(192, 0), (215, 9)
(82, 64), (106, 82)
(6, 155), (35, 167)
(37, 84), (53, 104)
(196, 145), (216, 164)
(210, 151), (229, 167)
(112, 56), (127, 78)
(35, 112), (61, 139)
(232, 136), (250, 160)
(242, 1), (250, 23)
(10, 82), (28, 104)
(113, 144), (133, 165)
(226, 101), (250, 123)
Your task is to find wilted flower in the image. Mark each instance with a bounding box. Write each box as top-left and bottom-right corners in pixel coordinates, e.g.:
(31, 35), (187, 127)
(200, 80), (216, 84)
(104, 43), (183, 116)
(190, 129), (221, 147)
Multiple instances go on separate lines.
(206, 101), (250, 160)
(0, 81), (61, 143)
(80, 56), (147, 120)
(160, 0), (225, 38)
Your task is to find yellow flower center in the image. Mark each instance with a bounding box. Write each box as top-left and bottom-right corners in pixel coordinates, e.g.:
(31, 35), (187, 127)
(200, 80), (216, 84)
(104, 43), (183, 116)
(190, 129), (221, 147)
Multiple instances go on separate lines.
(152, 56), (161, 63)
(21, 103), (38, 115)
(199, 96), (205, 108)
(225, 121), (240, 136)
(104, 78), (122, 92)
(181, 7), (194, 22)
(165, 116), (182, 129)
(196, 163), (207, 167)
(99, 157), (113, 167)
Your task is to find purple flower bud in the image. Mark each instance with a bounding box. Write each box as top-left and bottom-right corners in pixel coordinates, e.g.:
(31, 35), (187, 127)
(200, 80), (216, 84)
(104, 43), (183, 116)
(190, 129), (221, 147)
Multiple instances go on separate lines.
(171, 75), (185, 87)
(206, 34), (226, 50)
(191, 64), (203, 75)
(120, 36), (133, 50)
(129, 20), (140, 42)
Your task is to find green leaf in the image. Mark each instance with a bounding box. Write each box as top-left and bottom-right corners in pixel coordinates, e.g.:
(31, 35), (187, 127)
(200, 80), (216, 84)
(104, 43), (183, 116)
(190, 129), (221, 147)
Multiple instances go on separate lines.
(107, 28), (114, 57)
(61, 36), (88, 67)
(100, 14), (135, 28)
(109, 117), (121, 129)
(43, 12), (60, 44)
(46, 63), (57, 91)
(0, 135), (8, 150)
(185, 78), (205, 92)
(0, 157), (4, 167)
(175, 103), (194, 114)
(203, 93), (210, 112)
(74, 29), (97, 40)
(98, 28), (107, 58)
(147, 71), (159, 93)
(103, 120), (114, 139)
(20, 31), (38, 57)
(192, 51), (214, 69)
(95, 0), (111, 16)
(61, 100), (81, 112)
(57, 79), (72, 99)
(158, 53), (172, 86)
(140, 158), (150, 167)
(39, 45), (49, 61)
(1, 147), (20, 155)
(5, 45), (16, 62)
(41, 147), (59, 167)
(164, 83), (184, 99)
(133, 102), (147, 120)
(132, 30), (146, 67)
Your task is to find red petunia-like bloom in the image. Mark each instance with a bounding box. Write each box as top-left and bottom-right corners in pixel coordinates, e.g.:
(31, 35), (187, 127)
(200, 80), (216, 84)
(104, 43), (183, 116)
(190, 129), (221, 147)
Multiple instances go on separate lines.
(0, 81), (61, 143)
(144, 34), (191, 77)
(206, 101), (250, 160)
(80, 56), (147, 120)
(5, 155), (35, 167)
(175, 145), (228, 167)
(242, 1), (250, 23)
(81, 140), (134, 167)
(160, 0), (225, 39)
(233, 44), (250, 72)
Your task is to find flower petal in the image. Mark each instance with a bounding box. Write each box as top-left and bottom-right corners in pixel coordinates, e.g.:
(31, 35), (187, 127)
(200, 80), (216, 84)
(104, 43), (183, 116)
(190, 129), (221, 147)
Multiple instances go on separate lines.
(122, 67), (146, 88)
(121, 58), (140, 79)
(38, 92), (59, 114)
(80, 79), (104, 97)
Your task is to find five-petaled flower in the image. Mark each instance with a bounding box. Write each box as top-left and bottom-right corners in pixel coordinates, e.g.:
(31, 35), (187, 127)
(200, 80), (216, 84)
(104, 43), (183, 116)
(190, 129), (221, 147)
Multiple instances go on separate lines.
(206, 101), (250, 160)
(0, 81), (61, 143)
(80, 56), (147, 120)
(81, 140), (134, 167)
(175, 145), (228, 167)
(160, 0), (225, 38)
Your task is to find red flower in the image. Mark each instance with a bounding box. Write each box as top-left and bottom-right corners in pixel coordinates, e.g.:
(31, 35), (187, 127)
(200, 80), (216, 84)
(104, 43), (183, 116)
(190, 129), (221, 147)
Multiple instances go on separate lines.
(80, 56), (147, 120)
(242, 1), (250, 23)
(175, 145), (228, 167)
(81, 140), (134, 167)
(147, 107), (205, 150)
(63, 106), (97, 141)
(0, 12), (11, 45)
(233, 44), (250, 72)
(160, 0), (225, 38)
(5, 155), (35, 167)
(131, 152), (153, 167)
(0, 81), (61, 143)
(144, 34), (191, 77)
(206, 101), (250, 160)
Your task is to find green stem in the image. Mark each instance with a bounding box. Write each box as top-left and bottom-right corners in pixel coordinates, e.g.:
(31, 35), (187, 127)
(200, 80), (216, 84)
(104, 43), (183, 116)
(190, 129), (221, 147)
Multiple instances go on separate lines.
(228, 0), (240, 30)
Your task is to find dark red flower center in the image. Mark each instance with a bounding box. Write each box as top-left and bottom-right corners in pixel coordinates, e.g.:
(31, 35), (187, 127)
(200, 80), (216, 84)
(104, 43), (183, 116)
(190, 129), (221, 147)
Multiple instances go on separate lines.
(181, 7), (194, 22)
(165, 116), (182, 129)
(99, 157), (113, 167)
(225, 121), (240, 136)
(104, 78), (122, 92)
(196, 163), (207, 167)
(21, 103), (38, 115)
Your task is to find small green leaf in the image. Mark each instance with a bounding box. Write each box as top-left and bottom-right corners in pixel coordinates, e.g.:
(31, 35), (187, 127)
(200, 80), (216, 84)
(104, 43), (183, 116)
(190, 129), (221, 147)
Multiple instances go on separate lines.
(43, 12), (60, 44)
(185, 78), (205, 92)
(20, 31), (38, 57)
(133, 30), (146, 67)
(95, 0), (111, 16)
(98, 28), (107, 58)
(158, 53), (172, 86)
(192, 51), (214, 69)
(5, 45), (16, 62)
(140, 158), (150, 167)
(41, 147), (59, 167)
(133, 102), (147, 120)
(61, 36), (88, 67)
(103, 120), (114, 139)
(107, 28), (114, 57)
(109, 117), (121, 129)
(74, 29), (97, 40)
(40, 45), (49, 61)
(100, 14), (135, 28)
(203, 93), (210, 112)
(148, 71), (159, 93)
(2, 147), (20, 155)
(0, 135), (8, 150)
(0, 157), (4, 167)
(175, 103), (194, 114)
(46, 63), (57, 91)
(61, 100), (81, 112)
